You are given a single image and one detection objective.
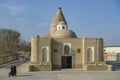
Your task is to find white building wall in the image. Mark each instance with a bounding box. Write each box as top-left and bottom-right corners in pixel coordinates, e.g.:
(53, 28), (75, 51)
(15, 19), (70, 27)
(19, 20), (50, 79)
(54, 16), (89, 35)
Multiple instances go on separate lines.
(104, 46), (120, 61)
(104, 47), (120, 53)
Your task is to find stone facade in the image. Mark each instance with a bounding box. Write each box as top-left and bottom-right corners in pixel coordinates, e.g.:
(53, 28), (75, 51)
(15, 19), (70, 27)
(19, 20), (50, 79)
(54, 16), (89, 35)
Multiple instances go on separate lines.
(29, 7), (112, 71)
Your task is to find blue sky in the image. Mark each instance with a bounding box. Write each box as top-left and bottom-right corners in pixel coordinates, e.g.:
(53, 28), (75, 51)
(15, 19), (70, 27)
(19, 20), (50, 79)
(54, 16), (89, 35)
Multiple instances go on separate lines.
(0, 0), (120, 46)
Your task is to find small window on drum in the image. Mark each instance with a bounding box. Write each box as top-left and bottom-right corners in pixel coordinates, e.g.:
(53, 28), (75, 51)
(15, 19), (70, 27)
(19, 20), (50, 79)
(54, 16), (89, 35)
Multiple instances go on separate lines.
(62, 26), (65, 29)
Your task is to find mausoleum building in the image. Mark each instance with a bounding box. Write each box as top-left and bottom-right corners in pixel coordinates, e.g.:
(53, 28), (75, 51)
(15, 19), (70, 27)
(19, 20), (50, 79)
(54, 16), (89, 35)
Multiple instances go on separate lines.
(29, 7), (112, 71)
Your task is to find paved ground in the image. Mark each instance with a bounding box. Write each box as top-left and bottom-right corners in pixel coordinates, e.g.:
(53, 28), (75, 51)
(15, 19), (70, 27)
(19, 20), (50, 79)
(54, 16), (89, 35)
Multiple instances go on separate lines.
(0, 60), (120, 80)
(0, 69), (120, 80)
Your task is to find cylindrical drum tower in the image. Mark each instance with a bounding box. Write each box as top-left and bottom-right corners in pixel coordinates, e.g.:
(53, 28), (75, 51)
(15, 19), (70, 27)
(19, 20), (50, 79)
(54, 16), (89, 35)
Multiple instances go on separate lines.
(31, 37), (39, 63)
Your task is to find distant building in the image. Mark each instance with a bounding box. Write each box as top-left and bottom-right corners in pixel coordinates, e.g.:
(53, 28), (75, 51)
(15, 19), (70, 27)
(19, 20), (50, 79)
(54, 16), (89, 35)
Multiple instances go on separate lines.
(104, 46), (120, 61)
(27, 7), (112, 71)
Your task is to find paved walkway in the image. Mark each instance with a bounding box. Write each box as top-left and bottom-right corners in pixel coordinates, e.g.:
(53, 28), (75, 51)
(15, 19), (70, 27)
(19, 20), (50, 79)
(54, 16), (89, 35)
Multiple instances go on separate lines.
(0, 69), (120, 80)
(0, 60), (120, 80)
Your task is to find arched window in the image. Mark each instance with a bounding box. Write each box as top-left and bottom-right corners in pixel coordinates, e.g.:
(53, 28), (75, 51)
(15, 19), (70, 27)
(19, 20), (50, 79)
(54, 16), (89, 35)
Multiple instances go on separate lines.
(87, 48), (92, 63)
(57, 24), (67, 31)
(42, 48), (47, 63)
(64, 45), (70, 54)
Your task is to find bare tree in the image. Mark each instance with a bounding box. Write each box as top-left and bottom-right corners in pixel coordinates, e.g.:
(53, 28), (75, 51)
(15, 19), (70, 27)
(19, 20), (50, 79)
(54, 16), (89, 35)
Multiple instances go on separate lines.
(18, 40), (31, 52)
(0, 28), (20, 55)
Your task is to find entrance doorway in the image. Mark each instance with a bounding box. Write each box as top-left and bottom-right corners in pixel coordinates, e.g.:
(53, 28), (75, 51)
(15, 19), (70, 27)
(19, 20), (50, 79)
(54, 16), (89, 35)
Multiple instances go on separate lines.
(62, 56), (72, 68)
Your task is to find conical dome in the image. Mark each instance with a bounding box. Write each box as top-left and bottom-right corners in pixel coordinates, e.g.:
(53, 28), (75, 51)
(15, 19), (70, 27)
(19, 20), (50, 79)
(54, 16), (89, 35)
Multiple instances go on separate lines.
(57, 20), (66, 25)
(50, 7), (67, 36)
(50, 7), (77, 38)
(51, 7), (67, 25)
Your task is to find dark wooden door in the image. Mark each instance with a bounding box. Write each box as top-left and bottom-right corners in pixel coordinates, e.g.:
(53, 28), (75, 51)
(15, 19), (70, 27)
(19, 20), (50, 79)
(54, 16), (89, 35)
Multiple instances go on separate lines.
(62, 56), (72, 68)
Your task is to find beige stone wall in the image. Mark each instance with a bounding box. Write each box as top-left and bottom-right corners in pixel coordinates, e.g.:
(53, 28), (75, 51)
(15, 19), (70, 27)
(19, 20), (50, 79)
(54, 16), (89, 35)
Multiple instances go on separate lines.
(30, 37), (105, 71)
(30, 37), (52, 71)
(51, 38), (83, 69)
(51, 38), (103, 70)
(97, 38), (103, 61)
(84, 38), (103, 64)
(29, 64), (51, 71)
(39, 37), (51, 64)
(86, 64), (112, 71)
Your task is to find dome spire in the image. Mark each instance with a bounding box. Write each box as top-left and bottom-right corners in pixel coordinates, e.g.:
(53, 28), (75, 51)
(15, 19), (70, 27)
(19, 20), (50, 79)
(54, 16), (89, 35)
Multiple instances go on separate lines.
(50, 7), (67, 36)
(58, 7), (62, 9)
(51, 7), (67, 25)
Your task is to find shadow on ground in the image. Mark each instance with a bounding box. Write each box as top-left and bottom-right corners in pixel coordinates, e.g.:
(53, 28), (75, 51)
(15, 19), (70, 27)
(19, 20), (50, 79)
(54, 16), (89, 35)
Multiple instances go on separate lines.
(106, 61), (120, 71)
(16, 74), (33, 77)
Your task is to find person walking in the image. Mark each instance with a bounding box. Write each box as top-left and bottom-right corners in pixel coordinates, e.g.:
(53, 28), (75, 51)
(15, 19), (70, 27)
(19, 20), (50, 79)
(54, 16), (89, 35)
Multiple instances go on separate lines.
(8, 65), (14, 77)
(13, 65), (17, 76)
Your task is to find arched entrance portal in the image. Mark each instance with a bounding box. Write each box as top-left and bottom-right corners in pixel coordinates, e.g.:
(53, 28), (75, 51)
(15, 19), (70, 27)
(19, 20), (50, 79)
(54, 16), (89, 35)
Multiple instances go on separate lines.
(62, 43), (72, 69)
(62, 56), (72, 68)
